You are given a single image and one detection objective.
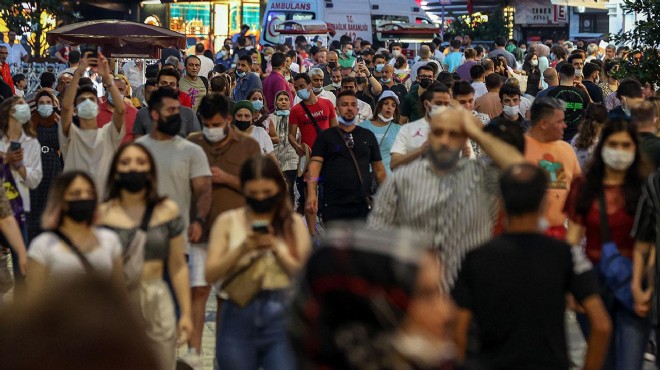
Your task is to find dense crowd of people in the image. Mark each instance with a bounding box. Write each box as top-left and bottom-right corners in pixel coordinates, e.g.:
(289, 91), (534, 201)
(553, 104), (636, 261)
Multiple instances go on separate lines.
(1, 25), (660, 370)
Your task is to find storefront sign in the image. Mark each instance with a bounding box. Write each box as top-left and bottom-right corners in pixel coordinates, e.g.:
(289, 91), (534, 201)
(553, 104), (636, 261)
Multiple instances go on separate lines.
(550, 0), (607, 10)
(515, 0), (568, 25)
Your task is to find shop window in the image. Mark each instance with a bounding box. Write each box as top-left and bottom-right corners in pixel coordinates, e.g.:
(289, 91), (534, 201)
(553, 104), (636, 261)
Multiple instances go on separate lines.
(579, 14), (608, 34)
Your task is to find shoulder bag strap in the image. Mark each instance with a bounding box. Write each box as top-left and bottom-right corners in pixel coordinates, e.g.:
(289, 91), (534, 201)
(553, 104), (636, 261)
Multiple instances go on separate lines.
(300, 101), (323, 134)
(378, 122), (393, 148)
(597, 191), (611, 243)
(52, 229), (95, 274)
(139, 202), (156, 231)
(335, 127), (365, 189)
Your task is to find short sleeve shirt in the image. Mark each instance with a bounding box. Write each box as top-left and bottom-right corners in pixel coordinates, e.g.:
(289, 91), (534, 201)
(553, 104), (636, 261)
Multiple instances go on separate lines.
(178, 77), (208, 112)
(400, 85), (422, 121)
(311, 126), (381, 206)
(289, 98), (337, 148)
(59, 120), (125, 196)
(188, 131), (260, 224)
(547, 86), (590, 141)
(136, 135), (211, 247)
(249, 126), (275, 155)
(390, 118), (428, 156)
(359, 120), (401, 175)
(28, 228), (122, 278)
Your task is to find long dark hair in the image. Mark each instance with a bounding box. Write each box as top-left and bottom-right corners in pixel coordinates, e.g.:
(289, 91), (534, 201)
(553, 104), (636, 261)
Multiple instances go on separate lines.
(575, 119), (647, 216)
(42, 171), (98, 229)
(240, 155), (296, 254)
(105, 143), (164, 205)
(522, 51), (539, 75)
(574, 103), (608, 150)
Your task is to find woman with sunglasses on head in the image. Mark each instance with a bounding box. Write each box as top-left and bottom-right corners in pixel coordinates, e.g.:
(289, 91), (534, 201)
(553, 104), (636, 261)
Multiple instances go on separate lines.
(206, 155), (311, 370)
(98, 143), (192, 370)
(359, 91), (401, 178)
(27, 171), (123, 300)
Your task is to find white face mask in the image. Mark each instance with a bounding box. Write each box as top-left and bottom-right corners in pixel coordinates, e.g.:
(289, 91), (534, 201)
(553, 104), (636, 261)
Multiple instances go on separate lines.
(531, 60), (539, 67)
(503, 105), (520, 118)
(37, 104), (54, 118)
(574, 69), (583, 78)
(203, 126), (227, 143)
(392, 50), (401, 57)
(76, 99), (99, 120)
(332, 82), (341, 88)
(602, 147), (635, 171)
(378, 113), (393, 123)
(11, 103), (31, 124)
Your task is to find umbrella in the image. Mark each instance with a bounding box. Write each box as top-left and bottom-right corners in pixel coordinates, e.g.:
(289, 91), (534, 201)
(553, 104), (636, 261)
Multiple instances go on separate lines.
(46, 19), (185, 58)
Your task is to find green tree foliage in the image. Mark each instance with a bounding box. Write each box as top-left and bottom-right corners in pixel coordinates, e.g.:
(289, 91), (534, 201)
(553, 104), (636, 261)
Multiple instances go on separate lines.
(610, 0), (660, 87)
(447, 8), (506, 41)
(0, 1), (74, 59)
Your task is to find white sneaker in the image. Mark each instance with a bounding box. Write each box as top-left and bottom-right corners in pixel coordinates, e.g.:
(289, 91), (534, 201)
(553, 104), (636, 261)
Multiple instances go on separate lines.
(177, 349), (202, 370)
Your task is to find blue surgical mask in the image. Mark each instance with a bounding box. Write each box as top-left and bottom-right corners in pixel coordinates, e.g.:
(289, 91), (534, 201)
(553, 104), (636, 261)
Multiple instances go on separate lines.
(37, 104), (54, 118)
(297, 88), (311, 101)
(381, 77), (391, 83)
(276, 109), (290, 116)
(375, 64), (385, 72)
(337, 115), (356, 126)
(252, 100), (264, 111)
(236, 70), (246, 78)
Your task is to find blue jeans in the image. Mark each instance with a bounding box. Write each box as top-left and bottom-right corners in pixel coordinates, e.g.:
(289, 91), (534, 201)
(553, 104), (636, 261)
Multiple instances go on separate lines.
(578, 291), (650, 370)
(215, 290), (294, 370)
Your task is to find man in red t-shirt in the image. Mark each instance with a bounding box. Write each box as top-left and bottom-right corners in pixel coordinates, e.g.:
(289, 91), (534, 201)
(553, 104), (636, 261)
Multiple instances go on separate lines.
(288, 73), (337, 154)
(287, 72), (337, 223)
(96, 77), (138, 144)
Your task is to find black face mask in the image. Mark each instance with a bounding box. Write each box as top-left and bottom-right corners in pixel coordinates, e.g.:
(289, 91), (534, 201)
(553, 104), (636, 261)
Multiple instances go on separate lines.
(234, 120), (252, 131)
(356, 77), (366, 84)
(246, 194), (280, 213)
(117, 171), (149, 193)
(65, 199), (96, 224)
(418, 78), (432, 89)
(328, 61), (338, 69)
(157, 113), (182, 136)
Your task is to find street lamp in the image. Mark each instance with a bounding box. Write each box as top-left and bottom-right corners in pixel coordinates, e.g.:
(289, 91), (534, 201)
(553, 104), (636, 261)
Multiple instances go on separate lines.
(503, 5), (515, 40)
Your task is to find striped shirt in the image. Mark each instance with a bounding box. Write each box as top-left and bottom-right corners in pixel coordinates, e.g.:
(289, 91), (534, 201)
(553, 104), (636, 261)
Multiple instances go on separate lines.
(368, 157), (500, 288)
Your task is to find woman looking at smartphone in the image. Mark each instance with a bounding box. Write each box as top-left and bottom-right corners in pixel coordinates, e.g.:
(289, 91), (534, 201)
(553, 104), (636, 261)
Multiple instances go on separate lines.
(0, 96), (43, 245)
(206, 155), (311, 370)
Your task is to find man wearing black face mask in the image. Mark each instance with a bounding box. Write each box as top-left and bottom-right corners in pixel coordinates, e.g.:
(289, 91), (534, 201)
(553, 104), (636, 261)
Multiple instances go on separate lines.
(324, 51), (339, 86)
(137, 87), (212, 259)
(399, 65), (435, 123)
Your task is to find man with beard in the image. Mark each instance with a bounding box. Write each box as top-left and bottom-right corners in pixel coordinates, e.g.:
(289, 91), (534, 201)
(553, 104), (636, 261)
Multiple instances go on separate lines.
(136, 87), (212, 261)
(368, 108), (525, 289)
(306, 90), (386, 223)
(133, 69), (201, 139)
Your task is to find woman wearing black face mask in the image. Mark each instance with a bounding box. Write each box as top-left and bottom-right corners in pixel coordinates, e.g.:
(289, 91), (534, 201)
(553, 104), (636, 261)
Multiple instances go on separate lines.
(232, 100), (279, 165)
(27, 171), (124, 301)
(206, 155), (311, 370)
(98, 143), (193, 370)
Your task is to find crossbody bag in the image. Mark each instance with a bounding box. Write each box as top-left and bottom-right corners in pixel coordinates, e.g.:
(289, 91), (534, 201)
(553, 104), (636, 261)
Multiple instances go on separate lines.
(52, 229), (95, 274)
(300, 101), (324, 135)
(335, 127), (374, 210)
(597, 192), (634, 312)
(123, 202), (156, 289)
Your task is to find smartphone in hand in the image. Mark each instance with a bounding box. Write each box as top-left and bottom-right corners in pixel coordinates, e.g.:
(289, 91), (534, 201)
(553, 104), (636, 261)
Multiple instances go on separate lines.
(10, 142), (21, 152)
(251, 220), (270, 234)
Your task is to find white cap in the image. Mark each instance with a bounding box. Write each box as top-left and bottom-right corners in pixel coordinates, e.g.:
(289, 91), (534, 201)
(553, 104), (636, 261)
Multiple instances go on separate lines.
(378, 90), (400, 105)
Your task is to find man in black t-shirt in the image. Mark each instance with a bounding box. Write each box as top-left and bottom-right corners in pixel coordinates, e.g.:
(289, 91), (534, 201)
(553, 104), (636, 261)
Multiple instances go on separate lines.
(307, 90), (386, 223)
(547, 63), (591, 141)
(452, 163), (610, 370)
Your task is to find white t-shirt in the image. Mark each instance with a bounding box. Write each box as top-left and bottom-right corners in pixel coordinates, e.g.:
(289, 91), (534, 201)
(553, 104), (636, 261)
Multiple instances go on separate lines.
(472, 82), (488, 99)
(59, 120), (125, 197)
(4, 43), (27, 65)
(28, 228), (122, 279)
(520, 96), (532, 118)
(391, 117), (429, 156)
(249, 127), (274, 155)
(136, 135), (212, 248)
(0, 132), (43, 212)
(198, 55), (215, 80)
